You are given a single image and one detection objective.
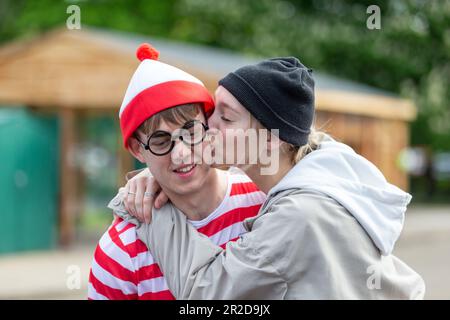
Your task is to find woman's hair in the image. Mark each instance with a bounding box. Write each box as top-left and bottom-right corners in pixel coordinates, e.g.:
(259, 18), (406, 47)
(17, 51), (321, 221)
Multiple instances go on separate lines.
(284, 127), (326, 164)
(250, 115), (326, 165)
(137, 103), (203, 135)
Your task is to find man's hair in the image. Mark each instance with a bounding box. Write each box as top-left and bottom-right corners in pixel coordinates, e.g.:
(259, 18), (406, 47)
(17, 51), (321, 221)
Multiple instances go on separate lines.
(137, 103), (203, 135)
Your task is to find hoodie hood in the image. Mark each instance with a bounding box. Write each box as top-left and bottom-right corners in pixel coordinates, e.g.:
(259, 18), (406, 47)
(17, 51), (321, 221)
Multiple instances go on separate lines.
(268, 135), (412, 255)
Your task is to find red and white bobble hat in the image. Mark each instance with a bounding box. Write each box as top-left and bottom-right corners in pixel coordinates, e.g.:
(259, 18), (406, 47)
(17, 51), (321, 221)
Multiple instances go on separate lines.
(119, 43), (214, 148)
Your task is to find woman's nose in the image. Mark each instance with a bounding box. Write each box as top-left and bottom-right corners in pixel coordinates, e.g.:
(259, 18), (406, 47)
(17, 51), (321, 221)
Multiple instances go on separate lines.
(208, 111), (219, 130)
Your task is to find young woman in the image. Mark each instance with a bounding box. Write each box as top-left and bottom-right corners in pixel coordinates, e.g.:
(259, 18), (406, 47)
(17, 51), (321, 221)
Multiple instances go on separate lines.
(115, 57), (425, 299)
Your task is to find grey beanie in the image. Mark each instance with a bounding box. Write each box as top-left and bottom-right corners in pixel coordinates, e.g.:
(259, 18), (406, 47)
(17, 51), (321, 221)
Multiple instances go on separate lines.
(218, 57), (315, 146)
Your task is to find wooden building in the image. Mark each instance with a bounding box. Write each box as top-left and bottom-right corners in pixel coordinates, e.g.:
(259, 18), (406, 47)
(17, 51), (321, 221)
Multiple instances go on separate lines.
(0, 27), (416, 248)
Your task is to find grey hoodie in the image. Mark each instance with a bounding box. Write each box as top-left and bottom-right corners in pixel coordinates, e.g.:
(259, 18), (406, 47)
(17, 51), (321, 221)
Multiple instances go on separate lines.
(110, 136), (425, 299)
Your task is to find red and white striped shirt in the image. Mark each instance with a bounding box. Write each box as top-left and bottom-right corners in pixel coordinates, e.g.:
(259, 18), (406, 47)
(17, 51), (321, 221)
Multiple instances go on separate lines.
(88, 170), (266, 300)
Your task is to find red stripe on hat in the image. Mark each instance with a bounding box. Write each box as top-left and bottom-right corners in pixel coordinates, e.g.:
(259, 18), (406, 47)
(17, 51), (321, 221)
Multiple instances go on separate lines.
(120, 80), (214, 148)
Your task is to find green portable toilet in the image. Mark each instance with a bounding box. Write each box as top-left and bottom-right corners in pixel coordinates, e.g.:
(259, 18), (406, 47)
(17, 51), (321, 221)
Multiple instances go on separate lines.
(0, 107), (59, 254)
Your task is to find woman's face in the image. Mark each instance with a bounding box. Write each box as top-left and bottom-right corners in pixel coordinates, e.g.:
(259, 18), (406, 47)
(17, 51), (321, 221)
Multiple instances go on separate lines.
(209, 85), (252, 132)
(208, 85), (262, 169)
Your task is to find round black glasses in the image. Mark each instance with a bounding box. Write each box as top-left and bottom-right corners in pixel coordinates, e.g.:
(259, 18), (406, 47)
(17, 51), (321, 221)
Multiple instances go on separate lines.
(134, 119), (209, 156)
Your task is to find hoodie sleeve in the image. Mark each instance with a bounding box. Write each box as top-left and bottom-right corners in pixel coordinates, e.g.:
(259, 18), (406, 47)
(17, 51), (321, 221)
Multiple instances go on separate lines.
(137, 204), (288, 299)
(140, 190), (425, 300)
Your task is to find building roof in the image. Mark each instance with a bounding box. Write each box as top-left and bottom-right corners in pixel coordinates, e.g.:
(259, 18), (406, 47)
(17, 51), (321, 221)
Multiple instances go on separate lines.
(87, 27), (396, 97)
(0, 27), (416, 120)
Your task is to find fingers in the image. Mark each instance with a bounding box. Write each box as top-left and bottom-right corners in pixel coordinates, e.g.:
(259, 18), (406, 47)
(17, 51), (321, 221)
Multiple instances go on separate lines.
(154, 191), (169, 209)
(142, 180), (155, 225)
(125, 179), (138, 220)
(123, 183), (130, 212)
(134, 177), (147, 223)
(144, 177), (162, 224)
(142, 195), (153, 225)
(123, 168), (164, 224)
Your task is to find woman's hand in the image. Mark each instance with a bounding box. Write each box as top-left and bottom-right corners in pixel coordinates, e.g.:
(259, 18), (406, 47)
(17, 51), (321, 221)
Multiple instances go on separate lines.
(123, 168), (169, 224)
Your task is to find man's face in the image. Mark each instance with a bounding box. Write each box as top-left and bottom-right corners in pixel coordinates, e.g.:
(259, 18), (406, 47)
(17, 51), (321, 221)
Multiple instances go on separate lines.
(133, 112), (211, 197)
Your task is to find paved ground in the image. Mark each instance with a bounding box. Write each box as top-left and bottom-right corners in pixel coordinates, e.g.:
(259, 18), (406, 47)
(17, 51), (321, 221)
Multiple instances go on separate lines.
(393, 205), (450, 300)
(0, 205), (449, 300)
(0, 245), (94, 300)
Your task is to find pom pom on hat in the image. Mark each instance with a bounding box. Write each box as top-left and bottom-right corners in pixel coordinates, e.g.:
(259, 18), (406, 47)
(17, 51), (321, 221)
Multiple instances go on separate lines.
(136, 43), (159, 61)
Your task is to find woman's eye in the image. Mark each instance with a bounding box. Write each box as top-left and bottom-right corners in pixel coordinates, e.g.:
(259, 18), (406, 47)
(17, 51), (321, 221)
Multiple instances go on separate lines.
(221, 115), (232, 122)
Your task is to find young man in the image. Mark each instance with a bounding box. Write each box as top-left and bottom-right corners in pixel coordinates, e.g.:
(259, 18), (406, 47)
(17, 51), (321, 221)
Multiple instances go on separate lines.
(87, 44), (266, 300)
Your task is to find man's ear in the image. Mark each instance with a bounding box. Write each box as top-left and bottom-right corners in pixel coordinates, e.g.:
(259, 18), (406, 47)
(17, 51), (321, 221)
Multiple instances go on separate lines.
(128, 137), (146, 163)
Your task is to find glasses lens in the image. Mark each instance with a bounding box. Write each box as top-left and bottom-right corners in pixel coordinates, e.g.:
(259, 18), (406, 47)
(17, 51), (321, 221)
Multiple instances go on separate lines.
(180, 120), (206, 145)
(146, 121), (207, 155)
(149, 132), (172, 154)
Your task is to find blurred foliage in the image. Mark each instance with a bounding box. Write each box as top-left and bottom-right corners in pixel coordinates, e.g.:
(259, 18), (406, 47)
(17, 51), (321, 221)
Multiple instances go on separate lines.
(0, 0), (449, 152)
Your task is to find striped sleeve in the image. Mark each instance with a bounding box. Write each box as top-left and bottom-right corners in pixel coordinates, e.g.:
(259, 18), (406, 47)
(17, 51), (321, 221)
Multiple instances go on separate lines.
(88, 217), (176, 300)
(88, 219), (139, 300)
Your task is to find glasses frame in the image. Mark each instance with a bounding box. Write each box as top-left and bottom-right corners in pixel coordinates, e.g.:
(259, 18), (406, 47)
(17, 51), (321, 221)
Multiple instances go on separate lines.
(134, 119), (209, 156)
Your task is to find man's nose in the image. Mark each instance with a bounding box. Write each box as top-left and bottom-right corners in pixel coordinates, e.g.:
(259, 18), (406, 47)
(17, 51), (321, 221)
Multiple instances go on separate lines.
(171, 139), (192, 164)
